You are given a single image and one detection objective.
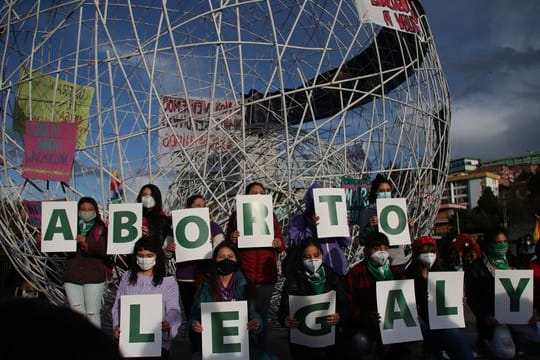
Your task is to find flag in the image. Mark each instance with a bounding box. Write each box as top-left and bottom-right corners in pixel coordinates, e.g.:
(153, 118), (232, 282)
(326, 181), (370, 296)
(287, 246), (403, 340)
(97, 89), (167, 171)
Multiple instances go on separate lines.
(110, 169), (124, 204)
(534, 213), (540, 243)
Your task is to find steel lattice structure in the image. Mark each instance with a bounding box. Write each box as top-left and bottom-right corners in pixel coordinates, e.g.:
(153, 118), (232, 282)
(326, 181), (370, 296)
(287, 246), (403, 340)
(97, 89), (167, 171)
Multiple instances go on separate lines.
(0, 0), (450, 304)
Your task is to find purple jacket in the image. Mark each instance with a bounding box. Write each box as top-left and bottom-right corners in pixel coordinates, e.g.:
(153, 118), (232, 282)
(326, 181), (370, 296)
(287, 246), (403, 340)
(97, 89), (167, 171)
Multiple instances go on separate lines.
(175, 221), (224, 281)
(289, 184), (352, 276)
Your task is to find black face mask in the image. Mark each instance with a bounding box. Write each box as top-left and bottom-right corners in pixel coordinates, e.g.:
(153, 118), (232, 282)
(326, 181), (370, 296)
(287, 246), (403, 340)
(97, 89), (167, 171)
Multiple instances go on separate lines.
(216, 258), (238, 275)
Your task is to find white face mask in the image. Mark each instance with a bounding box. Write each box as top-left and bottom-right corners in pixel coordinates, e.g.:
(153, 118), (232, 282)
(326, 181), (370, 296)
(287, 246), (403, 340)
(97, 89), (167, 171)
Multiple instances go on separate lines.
(78, 211), (97, 223)
(141, 195), (156, 209)
(136, 256), (156, 271)
(303, 258), (323, 273)
(417, 253), (437, 268)
(369, 251), (389, 267)
(376, 191), (392, 199)
(21, 290), (39, 299)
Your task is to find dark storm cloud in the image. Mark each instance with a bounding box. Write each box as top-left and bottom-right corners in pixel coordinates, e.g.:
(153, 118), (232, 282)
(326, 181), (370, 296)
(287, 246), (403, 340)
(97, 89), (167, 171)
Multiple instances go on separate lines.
(423, 1), (540, 161)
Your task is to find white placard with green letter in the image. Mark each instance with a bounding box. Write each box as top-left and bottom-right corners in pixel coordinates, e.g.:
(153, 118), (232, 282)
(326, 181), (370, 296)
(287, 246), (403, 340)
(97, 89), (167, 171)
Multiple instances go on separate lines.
(201, 301), (249, 360)
(428, 271), (465, 329)
(172, 207), (212, 262)
(40, 201), (77, 252)
(313, 188), (350, 238)
(376, 279), (423, 344)
(376, 198), (411, 246)
(236, 194), (274, 248)
(107, 203), (142, 254)
(495, 270), (534, 324)
(289, 290), (336, 347)
(119, 294), (162, 358)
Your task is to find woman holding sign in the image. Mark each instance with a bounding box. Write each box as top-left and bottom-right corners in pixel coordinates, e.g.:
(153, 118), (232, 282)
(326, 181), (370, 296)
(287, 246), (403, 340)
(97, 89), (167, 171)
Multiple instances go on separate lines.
(344, 232), (407, 358)
(225, 181), (285, 353)
(357, 174), (414, 269)
(466, 228), (540, 358)
(278, 237), (348, 360)
(112, 236), (182, 359)
(406, 235), (474, 360)
(165, 194), (225, 316)
(288, 183), (352, 276)
(63, 196), (108, 329)
(189, 241), (262, 358)
(136, 184), (172, 245)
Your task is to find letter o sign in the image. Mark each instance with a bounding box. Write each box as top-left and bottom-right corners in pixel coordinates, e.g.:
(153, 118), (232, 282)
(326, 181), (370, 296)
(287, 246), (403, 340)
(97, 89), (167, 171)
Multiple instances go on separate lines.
(379, 205), (407, 235)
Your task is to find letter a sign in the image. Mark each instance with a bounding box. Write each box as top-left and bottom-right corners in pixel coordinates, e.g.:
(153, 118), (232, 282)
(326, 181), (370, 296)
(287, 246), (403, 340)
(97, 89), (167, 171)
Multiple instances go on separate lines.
(376, 279), (423, 344)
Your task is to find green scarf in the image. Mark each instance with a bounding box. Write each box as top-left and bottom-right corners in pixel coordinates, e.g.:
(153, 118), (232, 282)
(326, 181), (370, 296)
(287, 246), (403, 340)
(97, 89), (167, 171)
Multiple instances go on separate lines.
(79, 220), (95, 236)
(366, 258), (394, 281)
(487, 242), (509, 270)
(305, 265), (326, 295)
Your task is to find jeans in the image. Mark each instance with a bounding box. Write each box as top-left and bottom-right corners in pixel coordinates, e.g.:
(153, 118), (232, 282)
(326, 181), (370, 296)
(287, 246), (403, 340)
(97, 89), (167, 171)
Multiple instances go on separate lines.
(64, 282), (105, 328)
(254, 283), (274, 353)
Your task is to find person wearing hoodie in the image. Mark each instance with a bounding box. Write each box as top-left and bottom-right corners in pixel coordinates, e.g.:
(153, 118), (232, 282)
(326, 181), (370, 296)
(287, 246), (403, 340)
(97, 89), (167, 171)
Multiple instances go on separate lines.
(288, 183), (352, 276)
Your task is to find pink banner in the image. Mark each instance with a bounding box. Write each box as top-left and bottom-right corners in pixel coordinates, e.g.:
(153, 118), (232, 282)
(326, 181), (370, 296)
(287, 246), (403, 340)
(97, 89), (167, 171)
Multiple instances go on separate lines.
(22, 121), (77, 182)
(22, 199), (42, 229)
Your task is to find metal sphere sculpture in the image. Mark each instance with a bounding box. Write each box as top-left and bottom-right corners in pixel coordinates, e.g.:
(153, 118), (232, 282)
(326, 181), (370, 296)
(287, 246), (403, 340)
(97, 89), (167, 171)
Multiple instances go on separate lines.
(0, 1), (449, 304)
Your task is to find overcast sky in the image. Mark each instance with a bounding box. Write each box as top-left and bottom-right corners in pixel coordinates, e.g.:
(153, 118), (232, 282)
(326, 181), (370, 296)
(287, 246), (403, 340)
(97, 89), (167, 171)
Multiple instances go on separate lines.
(422, 1), (540, 162)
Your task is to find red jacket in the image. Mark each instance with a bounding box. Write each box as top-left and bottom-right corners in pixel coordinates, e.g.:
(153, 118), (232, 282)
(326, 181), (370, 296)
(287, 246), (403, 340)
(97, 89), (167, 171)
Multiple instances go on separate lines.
(225, 211), (285, 284)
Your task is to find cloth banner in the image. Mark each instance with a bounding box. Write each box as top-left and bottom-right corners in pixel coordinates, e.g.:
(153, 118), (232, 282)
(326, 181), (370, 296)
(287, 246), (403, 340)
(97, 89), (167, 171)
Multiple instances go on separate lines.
(22, 120), (77, 182)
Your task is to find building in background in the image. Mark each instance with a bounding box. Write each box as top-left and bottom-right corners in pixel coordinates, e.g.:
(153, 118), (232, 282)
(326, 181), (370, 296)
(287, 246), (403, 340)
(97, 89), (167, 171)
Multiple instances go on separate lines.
(441, 171), (500, 209)
(434, 153), (540, 236)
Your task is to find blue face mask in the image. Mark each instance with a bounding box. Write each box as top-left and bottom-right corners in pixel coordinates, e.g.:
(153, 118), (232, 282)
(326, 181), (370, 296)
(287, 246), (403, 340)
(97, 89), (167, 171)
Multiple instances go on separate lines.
(376, 191), (392, 199)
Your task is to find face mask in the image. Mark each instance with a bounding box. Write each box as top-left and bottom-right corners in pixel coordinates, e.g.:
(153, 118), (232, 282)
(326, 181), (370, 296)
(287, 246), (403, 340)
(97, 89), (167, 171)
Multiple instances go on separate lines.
(376, 191), (392, 199)
(141, 195), (156, 209)
(78, 211), (96, 223)
(216, 258), (238, 275)
(21, 290), (39, 299)
(136, 256), (156, 271)
(303, 258), (323, 273)
(369, 251), (389, 267)
(417, 253), (437, 268)
(488, 242), (508, 258)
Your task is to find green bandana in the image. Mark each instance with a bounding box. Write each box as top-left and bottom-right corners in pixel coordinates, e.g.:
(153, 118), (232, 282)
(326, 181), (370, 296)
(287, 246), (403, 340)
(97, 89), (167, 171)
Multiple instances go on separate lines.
(487, 242), (509, 270)
(366, 258), (394, 281)
(79, 220), (95, 236)
(305, 265), (326, 294)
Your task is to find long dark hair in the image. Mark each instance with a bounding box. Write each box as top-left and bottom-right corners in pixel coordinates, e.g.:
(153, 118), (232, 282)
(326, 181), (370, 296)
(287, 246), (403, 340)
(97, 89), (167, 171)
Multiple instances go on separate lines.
(368, 174), (392, 203)
(137, 183), (169, 243)
(128, 237), (167, 286)
(136, 184), (164, 214)
(206, 241), (252, 302)
(77, 196), (105, 226)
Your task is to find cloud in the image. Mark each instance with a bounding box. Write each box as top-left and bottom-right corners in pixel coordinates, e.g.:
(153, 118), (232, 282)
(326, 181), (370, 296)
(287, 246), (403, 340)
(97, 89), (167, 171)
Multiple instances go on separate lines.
(422, 1), (540, 161)
(450, 64), (540, 161)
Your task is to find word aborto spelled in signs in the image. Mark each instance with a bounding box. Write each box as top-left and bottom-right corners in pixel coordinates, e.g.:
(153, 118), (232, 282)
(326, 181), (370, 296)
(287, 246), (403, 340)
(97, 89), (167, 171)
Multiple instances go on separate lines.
(41, 194), (409, 254)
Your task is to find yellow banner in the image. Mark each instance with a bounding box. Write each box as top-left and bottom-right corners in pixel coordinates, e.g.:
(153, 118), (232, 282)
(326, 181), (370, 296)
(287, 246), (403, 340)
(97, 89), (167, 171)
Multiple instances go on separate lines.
(14, 68), (95, 148)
